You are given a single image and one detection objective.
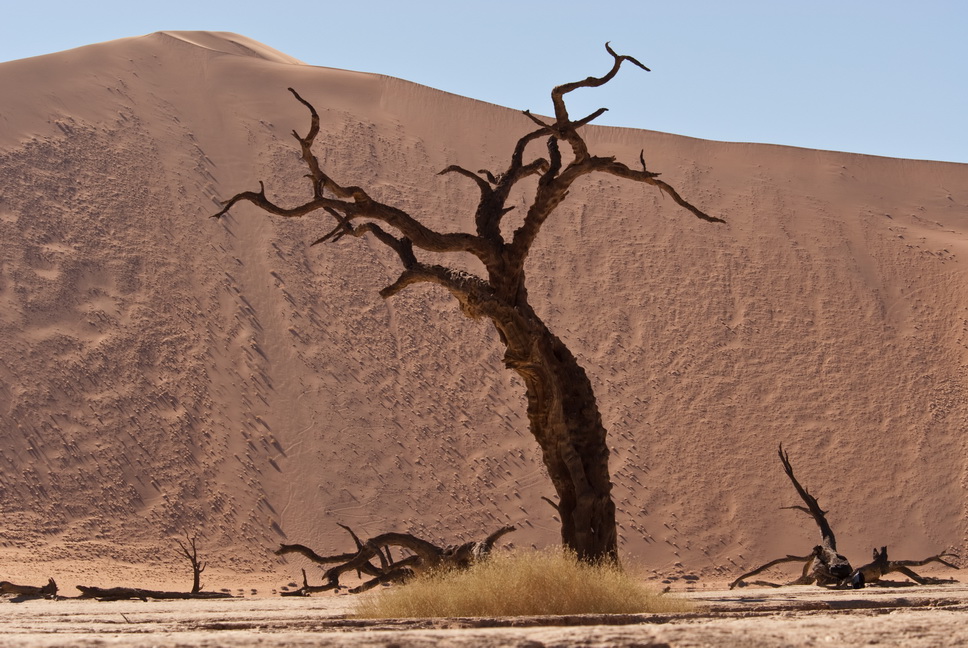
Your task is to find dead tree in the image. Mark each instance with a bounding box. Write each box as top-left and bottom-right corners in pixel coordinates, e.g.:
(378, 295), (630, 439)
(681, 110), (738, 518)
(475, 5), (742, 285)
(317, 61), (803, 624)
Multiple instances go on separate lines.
(175, 533), (205, 594)
(730, 444), (853, 588)
(0, 577), (57, 599)
(214, 44), (722, 562)
(777, 443), (853, 585)
(276, 523), (515, 595)
(730, 444), (959, 589)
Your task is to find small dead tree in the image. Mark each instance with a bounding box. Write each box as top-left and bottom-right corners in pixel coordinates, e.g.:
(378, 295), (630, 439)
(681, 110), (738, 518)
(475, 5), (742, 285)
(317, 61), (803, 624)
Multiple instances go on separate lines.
(75, 533), (233, 600)
(214, 44), (722, 562)
(276, 523), (515, 595)
(775, 443), (853, 586)
(730, 444), (959, 589)
(175, 533), (206, 594)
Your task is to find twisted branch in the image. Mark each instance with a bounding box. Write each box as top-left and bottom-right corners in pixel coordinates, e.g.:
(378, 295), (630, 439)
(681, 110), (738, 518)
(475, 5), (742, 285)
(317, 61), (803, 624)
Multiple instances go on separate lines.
(214, 44), (720, 308)
(777, 444), (837, 549)
(277, 525), (515, 595)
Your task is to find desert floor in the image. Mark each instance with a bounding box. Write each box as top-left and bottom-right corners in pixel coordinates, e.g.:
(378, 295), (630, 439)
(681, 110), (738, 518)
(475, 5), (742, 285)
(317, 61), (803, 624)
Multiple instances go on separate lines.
(2, 582), (968, 647)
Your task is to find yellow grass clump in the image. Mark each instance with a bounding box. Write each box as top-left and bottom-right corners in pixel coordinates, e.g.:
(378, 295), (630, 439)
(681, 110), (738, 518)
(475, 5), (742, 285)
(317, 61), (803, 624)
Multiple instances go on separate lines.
(352, 547), (693, 618)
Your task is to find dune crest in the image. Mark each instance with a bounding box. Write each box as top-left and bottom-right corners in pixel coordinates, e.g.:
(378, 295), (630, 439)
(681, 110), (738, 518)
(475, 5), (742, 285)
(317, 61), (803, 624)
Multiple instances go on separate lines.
(153, 31), (307, 65)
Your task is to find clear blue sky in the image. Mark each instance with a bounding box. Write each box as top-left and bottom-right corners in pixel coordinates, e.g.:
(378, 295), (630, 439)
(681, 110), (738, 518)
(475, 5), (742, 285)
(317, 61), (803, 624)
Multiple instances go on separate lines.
(3, 0), (966, 163)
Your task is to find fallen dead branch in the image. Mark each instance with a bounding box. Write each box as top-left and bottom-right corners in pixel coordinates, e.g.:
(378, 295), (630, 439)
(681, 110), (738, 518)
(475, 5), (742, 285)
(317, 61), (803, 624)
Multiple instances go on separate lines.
(850, 546), (959, 587)
(75, 586), (233, 601)
(277, 523), (515, 595)
(0, 578), (58, 599)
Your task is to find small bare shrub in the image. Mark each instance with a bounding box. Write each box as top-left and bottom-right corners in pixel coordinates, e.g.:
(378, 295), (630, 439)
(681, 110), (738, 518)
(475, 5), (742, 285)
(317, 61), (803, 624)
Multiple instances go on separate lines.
(352, 548), (693, 618)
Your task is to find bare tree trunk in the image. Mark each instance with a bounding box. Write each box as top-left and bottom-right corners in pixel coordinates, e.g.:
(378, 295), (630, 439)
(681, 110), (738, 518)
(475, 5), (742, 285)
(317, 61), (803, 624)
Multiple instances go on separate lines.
(499, 313), (616, 561)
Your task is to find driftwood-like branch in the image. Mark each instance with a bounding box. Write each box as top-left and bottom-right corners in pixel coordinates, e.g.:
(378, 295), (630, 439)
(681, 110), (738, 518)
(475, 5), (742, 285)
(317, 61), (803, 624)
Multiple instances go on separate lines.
(729, 554), (816, 590)
(0, 578), (58, 599)
(75, 586), (233, 601)
(850, 547), (960, 588)
(277, 524), (515, 596)
(275, 543), (356, 566)
(777, 445), (837, 547)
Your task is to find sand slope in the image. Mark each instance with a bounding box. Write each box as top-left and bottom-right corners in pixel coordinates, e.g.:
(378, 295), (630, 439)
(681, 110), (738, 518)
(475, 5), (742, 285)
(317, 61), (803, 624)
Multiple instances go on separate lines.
(0, 31), (966, 589)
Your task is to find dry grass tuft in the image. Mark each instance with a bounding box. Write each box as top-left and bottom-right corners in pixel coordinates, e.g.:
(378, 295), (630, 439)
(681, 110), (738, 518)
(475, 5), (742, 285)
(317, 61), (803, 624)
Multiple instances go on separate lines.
(352, 547), (693, 618)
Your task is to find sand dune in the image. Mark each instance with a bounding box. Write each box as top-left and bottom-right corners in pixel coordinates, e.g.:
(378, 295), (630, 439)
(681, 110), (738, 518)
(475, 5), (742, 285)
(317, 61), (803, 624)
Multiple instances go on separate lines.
(1, 31), (966, 591)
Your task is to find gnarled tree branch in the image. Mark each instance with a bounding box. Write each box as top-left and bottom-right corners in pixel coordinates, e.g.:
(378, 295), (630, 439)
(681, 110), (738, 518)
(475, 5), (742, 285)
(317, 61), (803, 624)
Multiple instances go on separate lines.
(851, 546), (960, 587)
(777, 444), (838, 549)
(277, 525), (515, 595)
(732, 445), (960, 589)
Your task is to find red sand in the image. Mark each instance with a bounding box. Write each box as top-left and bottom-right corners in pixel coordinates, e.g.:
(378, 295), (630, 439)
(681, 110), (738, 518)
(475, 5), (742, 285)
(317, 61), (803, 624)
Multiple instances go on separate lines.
(0, 32), (966, 593)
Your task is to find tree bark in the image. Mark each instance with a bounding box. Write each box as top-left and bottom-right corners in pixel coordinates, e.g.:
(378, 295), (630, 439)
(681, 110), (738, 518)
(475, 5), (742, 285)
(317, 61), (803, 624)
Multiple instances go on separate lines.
(496, 312), (616, 561)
